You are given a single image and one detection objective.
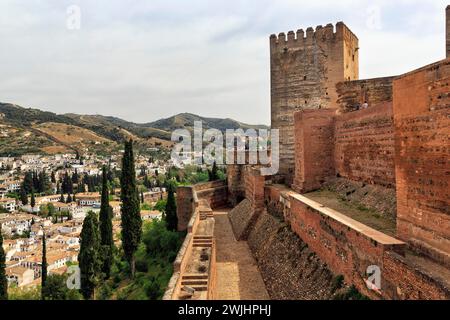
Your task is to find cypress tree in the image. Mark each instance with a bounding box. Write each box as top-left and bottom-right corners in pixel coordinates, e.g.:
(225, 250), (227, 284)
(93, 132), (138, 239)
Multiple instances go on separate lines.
(41, 232), (47, 300)
(66, 193), (72, 204)
(20, 187), (28, 206)
(59, 192), (65, 203)
(141, 191), (144, 203)
(0, 229), (7, 300)
(30, 191), (36, 209)
(23, 171), (33, 194)
(79, 211), (100, 299)
(120, 140), (142, 277)
(165, 183), (177, 231)
(99, 166), (113, 278)
(51, 171), (56, 183)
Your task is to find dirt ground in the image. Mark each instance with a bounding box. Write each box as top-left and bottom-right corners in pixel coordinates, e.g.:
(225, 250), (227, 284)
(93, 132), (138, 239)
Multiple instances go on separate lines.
(213, 209), (270, 300)
(305, 190), (397, 236)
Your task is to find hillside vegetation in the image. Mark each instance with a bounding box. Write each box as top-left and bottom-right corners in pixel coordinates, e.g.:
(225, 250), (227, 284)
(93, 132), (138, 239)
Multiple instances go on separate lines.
(0, 102), (267, 156)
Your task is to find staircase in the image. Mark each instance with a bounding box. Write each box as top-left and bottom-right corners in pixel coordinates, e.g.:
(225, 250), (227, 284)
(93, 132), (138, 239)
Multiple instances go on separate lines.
(178, 274), (209, 299)
(193, 235), (213, 248)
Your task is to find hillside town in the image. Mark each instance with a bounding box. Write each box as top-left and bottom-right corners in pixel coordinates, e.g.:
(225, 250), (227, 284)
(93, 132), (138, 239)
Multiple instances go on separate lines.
(0, 152), (167, 289)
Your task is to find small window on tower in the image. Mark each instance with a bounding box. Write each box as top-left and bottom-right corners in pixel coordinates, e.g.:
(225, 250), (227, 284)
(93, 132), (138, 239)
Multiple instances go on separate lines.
(304, 76), (307, 80)
(352, 54), (355, 61)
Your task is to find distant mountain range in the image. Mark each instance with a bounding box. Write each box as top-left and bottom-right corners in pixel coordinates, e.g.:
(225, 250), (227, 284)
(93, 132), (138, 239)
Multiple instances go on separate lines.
(0, 102), (268, 156)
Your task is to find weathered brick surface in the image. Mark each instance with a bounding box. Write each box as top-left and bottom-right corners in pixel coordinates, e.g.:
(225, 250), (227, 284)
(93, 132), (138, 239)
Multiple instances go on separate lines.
(195, 182), (228, 209)
(292, 109), (336, 193)
(247, 212), (337, 300)
(227, 164), (245, 207)
(447, 6), (450, 58)
(336, 77), (394, 113)
(382, 252), (450, 300)
(334, 102), (395, 187)
(393, 59), (450, 267)
(289, 193), (406, 299)
(228, 199), (255, 241)
(271, 23), (359, 186)
(176, 186), (196, 231)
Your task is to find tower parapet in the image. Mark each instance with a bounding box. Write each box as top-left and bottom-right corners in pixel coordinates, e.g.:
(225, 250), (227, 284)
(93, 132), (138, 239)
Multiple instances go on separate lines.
(270, 22), (357, 52)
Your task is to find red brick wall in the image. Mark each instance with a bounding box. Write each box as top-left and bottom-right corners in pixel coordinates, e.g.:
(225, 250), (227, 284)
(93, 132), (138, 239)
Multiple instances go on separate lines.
(393, 59), (450, 267)
(292, 109), (336, 193)
(334, 102), (395, 187)
(336, 77), (394, 113)
(194, 181), (228, 209)
(289, 194), (405, 299)
(382, 251), (450, 300)
(243, 166), (266, 214)
(176, 186), (196, 231)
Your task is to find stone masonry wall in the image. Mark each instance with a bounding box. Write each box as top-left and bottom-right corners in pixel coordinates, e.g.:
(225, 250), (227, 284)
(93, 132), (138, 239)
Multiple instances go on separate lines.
(194, 181), (228, 209)
(334, 102), (395, 187)
(336, 77), (394, 113)
(246, 212), (338, 300)
(271, 22), (359, 186)
(176, 186), (196, 232)
(292, 109), (336, 193)
(393, 59), (450, 267)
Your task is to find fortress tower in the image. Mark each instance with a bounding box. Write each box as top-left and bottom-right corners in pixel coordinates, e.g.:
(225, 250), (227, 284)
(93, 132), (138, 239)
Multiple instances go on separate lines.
(270, 22), (359, 185)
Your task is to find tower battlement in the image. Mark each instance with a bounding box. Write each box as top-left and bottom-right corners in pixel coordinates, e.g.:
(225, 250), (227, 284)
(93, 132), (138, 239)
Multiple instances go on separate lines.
(270, 22), (358, 51)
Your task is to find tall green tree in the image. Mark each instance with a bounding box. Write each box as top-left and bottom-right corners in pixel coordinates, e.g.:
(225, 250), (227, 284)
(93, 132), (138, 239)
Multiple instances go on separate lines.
(120, 140), (142, 277)
(79, 211), (101, 299)
(99, 166), (113, 278)
(30, 191), (36, 209)
(209, 161), (219, 181)
(22, 171), (33, 194)
(20, 187), (28, 206)
(0, 230), (7, 300)
(165, 183), (178, 231)
(41, 232), (47, 300)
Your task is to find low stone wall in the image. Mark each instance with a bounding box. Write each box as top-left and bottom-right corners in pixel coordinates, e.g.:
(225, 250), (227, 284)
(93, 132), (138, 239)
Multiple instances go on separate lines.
(289, 193), (405, 299)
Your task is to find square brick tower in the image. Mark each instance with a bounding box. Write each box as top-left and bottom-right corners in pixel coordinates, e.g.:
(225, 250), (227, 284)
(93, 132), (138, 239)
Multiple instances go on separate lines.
(270, 22), (359, 186)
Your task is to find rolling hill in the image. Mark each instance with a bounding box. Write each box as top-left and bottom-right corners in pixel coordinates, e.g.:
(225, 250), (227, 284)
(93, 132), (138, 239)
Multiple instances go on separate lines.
(0, 102), (268, 156)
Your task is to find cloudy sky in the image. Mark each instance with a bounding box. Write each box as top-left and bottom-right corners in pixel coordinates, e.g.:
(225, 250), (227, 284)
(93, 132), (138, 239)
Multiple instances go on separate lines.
(0, 0), (447, 125)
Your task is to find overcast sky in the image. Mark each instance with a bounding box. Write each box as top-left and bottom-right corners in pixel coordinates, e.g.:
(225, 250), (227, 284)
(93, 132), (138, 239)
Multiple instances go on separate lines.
(0, 0), (447, 125)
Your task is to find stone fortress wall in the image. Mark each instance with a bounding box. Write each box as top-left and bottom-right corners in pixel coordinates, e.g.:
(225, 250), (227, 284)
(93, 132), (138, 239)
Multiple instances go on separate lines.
(170, 6), (450, 301)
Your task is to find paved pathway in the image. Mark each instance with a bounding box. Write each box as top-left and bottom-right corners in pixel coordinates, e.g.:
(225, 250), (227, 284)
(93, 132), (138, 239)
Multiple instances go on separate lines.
(213, 209), (270, 300)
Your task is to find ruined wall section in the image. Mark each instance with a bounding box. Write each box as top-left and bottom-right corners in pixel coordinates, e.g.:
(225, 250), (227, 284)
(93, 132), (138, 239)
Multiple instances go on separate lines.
(336, 77), (394, 113)
(334, 102), (396, 187)
(270, 22), (359, 186)
(393, 59), (450, 267)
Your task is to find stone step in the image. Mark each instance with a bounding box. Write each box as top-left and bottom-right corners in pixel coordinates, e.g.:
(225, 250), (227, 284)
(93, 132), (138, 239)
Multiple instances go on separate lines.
(181, 280), (208, 286)
(193, 243), (213, 248)
(194, 236), (213, 239)
(182, 274), (209, 280)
